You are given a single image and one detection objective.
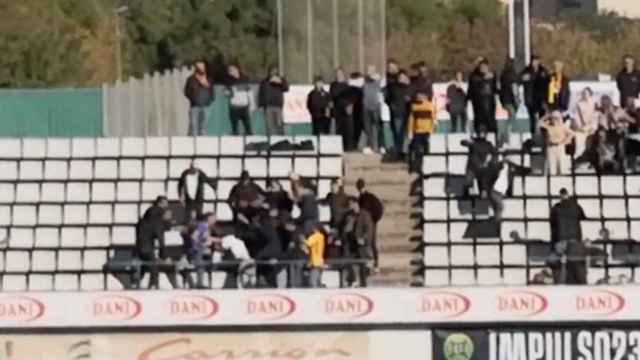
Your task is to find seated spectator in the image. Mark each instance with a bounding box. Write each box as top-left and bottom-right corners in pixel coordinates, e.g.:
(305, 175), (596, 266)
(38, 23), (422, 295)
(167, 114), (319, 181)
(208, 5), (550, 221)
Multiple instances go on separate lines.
(407, 89), (438, 173)
(342, 197), (374, 286)
(178, 162), (216, 223)
(549, 188), (587, 285)
(356, 179), (384, 273)
(539, 111), (574, 175)
(228, 170), (266, 223)
(571, 87), (598, 158)
(595, 127), (622, 173)
(301, 222), (325, 288)
(462, 126), (497, 197)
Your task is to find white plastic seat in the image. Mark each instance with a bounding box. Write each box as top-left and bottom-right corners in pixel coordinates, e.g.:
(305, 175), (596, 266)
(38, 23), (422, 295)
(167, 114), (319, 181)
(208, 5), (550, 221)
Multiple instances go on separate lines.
(294, 136), (318, 153)
(423, 223), (448, 243)
(38, 205), (63, 225)
(19, 160), (43, 180)
(171, 137), (195, 156)
(54, 274), (79, 291)
(96, 138), (119, 158)
(450, 269), (476, 286)
(41, 183), (65, 203)
(319, 205), (330, 222)
(450, 245), (474, 266)
(34, 228), (59, 248)
(476, 245), (501, 266)
(430, 134), (446, 154)
(0, 139), (21, 158)
(446, 134), (468, 153)
(28, 274), (53, 291)
(94, 160), (118, 180)
(142, 182), (166, 201)
(72, 138), (96, 158)
(604, 221), (629, 239)
(582, 221), (603, 241)
(447, 155), (467, 175)
(580, 199), (601, 219)
(269, 158), (293, 178)
(145, 137), (170, 157)
(502, 244), (527, 265)
(169, 158), (192, 179)
(602, 199), (626, 219)
(501, 221), (526, 241)
(44, 160), (68, 180)
(0, 161), (18, 180)
(525, 199), (549, 219)
(216, 203), (233, 222)
(503, 269), (527, 286)
(144, 159), (168, 180)
(294, 157), (318, 178)
(423, 178), (447, 198)
(167, 180), (179, 201)
(91, 182), (116, 202)
(9, 228), (34, 248)
(15, 183), (40, 203)
(106, 275), (124, 291)
(549, 176), (573, 197)
(63, 204), (88, 225)
(22, 138), (46, 158)
(121, 137), (145, 157)
(422, 155), (446, 174)
(112, 226), (136, 245)
(319, 136), (343, 154)
(477, 268), (503, 286)
(626, 176), (640, 196)
(319, 157), (342, 177)
(202, 202), (215, 214)
(219, 158), (242, 178)
(83, 250), (108, 271)
(601, 176), (624, 196)
(116, 182), (140, 202)
(220, 136), (244, 155)
(31, 250), (56, 271)
(193, 158), (217, 177)
(5, 251), (30, 272)
(424, 270), (449, 287)
(68, 160), (93, 180)
(114, 204), (138, 224)
(424, 200), (447, 221)
(66, 182), (90, 202)
(316, 179), (331, 199)
(195, 137), (219, 155)
(449, 200), (473, 220)
(89, 204), (113, 225)
(423, 246), (449, 266)
(587, 268), (606, 285)
(12, 205), (36, 226)
(216, 180), (234, 201)
(60, 227), (85, 247)
(244, 158), (268, 178)
(119, 160), (143, 179)
(57, 250), (82, 271)
(80, 274), (104, 290)
(3, 275), (27, 291)
(524, 177), (548, 197)
(575, 176), (599, 196)
(527, 221), (551, 240)
(46, 138), (71, 158)
(0, 206), (10, 226)
(503, 199), (524, 219)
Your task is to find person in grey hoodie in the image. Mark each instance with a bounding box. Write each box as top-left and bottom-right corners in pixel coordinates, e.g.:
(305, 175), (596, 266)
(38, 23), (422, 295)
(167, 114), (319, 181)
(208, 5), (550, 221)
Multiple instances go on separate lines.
(224, 64), (253, 135)
(362, 65), (385, 153)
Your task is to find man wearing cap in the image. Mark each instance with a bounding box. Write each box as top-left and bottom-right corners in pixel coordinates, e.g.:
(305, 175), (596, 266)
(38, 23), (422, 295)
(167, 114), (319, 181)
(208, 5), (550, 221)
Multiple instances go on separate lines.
(539, 111), (574, 175)
(306, 76), (332, 135)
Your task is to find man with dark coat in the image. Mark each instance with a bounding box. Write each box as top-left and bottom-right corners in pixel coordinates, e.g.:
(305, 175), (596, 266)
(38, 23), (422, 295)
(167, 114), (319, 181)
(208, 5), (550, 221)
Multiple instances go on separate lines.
(462, 126), (498, 197)
(178, 162), (216, 223)
(386, 70), (413, 157)
(356, 179), (384, 272)
(228, 170), (266, 222)
(306, 76), (332, 135)
(184, 60), (215, 136)
(520, 55), (550, 134)
(410, 61), (434, 99)
(136, 196), (178, 289)
(549, 188), (587, 285)
(224, 64), (253, 135)
(616, 55), (640, 108)
(468, 59), (498, 135)
(258, 67), (289, 136)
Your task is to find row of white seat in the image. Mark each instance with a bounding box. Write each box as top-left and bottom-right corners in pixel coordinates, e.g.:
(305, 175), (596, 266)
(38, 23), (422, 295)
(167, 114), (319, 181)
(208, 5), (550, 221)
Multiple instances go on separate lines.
(0, 157), (343, 181)
(0, 136), (343, 159)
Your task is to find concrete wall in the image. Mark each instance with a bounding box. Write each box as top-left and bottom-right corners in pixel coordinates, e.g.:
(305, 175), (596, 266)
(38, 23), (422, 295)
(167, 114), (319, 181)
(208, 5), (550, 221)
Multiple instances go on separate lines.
(599, 0), (640, 18)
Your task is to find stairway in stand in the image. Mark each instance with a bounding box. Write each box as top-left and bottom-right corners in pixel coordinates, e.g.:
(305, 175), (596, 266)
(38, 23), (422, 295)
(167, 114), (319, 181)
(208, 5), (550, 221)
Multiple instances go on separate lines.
(343, 153), (422, 287)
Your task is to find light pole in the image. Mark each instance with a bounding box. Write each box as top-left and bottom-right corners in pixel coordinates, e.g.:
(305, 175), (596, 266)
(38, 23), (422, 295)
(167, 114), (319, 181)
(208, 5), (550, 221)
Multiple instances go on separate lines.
(115, 5), (129, 81)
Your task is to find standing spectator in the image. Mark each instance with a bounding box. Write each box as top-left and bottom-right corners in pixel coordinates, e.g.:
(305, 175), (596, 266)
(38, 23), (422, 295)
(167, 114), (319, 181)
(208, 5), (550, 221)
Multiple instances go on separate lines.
(539, 111), (574, 175)
(597, 95), (636, 171)
(362, 65), (385, 154)
(407, 90), (437, 173)
(520, 55), (549, 134)
(224, 64), (253, 135)
(386, 70), (413, 159)
(302, 223), (325, 288)
(550, 188), (587, 285)
(499, 58), (520, 146)
(547, 60), (571, 112)
(331, 68), (354, 149)
(324, 178), (350, 233)
(258, 67), (289, 136)
(343, 197), (374, 286)
(356, 179), (384, 272)
(572, 87), (598, 158)
(347, 72), (366, 152)
(616, 55), (640, 108)
(386, 59), (400, 86)
(183, 212), (218, 289)
(184, 60), (215, 136)
(462, 127), (497, 197)
(306, 76), (332, 135)
(468, 59), (498, 135)
(446, 71), (468, 133)
(290, 173), (320, 229)
(266, 180), (293, 218)
(411, 61), (434, 99)
(177, 162), (216, 223)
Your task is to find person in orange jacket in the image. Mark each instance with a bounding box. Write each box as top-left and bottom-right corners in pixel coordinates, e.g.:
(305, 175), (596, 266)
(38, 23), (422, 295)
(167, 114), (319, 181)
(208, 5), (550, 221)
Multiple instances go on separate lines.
(407, 90), (437, 173)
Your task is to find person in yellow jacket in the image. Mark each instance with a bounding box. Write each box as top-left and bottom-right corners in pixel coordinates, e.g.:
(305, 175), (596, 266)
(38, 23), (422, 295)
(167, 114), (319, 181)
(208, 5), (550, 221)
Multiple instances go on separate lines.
(407, 90), (437, 173)
(301, 222), (325, 288)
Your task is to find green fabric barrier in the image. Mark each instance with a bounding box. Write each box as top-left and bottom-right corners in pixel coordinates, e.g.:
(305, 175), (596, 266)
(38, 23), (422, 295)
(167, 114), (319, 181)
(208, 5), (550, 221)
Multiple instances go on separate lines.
(0, 88), (102, 138)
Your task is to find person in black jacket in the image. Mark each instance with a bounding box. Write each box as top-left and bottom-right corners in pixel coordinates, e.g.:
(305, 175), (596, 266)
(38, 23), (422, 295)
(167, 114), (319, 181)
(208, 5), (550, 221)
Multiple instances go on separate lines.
(616, 55), (640, 108)
(136, 196), (178, 289)
(356, 178), (384, 272)
(462, 126), (498, 197)
(330, 68), (354, 150)
(549, 188), (587, 284)
(184, 60), (215, 136)
(446, 70), (468, 133)
(177, 162), (216, 223)
(386, 70), (413, 158)
(411, 61), (434, 99)
(224, 64), (253, 135)
(468, 59), (498, 135)
(547, 60), (571, 112)
(307, 76), (332, 135)
(258, 67), (289, 136)
(499, 58), (519, 146)
(520, 55), (549, 134)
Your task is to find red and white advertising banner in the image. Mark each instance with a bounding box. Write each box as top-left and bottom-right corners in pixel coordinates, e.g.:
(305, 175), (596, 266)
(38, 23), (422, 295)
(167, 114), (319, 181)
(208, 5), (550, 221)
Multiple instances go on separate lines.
(0, 286), (633, 328)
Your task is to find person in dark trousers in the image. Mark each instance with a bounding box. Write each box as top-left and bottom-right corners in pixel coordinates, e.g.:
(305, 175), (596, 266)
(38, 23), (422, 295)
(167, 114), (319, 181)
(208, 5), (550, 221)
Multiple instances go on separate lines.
(520, 55), (549, 134)
(616, 55), (640, 108)
(356, 179), (384, 273)
(462, 126), (498, 197)
(346, 72), (365, 151)
(135, 196), (178, 289)
(468, 58), (498, 135)
(307, 76), (332, 135)
(184, 60), (215, 136)
(228, 170), (266, 223)
(177, 162), (216, 223)
(258, 67), (289, 136)
(446, 70), (468, 133)
(224, 64), (253, 135)
(342, 196), (374, 286)
(386, 70), (413, 159)
(362, 65), (385, 153)
(547, 60), (571, 112)
(290, 174), (320, 229)
(499, 58), (519, 146)
(324, 178), (350, 233)
(407, 90), (437, 173)
(331, 68), (354, 149)
(266, 180), (294, 218)
(549, 188), (587, 285)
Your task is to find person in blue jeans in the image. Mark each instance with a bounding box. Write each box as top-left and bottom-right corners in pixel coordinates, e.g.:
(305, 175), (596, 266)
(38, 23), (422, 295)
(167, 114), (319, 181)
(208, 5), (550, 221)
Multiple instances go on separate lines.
(184, 60), (215, 136)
